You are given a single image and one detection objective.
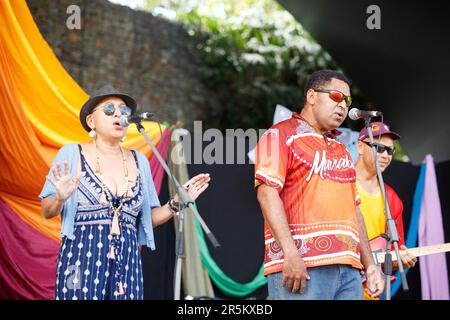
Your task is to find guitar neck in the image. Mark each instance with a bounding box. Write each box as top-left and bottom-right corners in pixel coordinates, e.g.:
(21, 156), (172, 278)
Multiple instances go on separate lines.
(375, 243), (450, 264)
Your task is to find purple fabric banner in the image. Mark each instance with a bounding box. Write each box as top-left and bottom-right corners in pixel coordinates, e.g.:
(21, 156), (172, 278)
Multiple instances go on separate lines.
(418, 154), (450, 300)
(0, 197), (59, 299)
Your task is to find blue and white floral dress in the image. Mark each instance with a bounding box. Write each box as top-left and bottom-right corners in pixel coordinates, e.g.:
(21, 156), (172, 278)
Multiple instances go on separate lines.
(54, 145), (144, 300)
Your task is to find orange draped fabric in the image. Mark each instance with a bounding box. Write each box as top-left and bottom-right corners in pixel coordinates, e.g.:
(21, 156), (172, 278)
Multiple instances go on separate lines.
(0, 0), (166, 242)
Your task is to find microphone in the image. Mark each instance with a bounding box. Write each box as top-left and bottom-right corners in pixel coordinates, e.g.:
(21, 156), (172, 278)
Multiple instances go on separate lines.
(348, 108), (383, 120)
(119, 112), (154, 127)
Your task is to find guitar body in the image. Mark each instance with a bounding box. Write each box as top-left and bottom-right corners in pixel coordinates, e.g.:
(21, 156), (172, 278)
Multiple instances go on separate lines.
(361, 235), (450, 285)
(361, 236), (397, 284)
(369, 236), (387, 265)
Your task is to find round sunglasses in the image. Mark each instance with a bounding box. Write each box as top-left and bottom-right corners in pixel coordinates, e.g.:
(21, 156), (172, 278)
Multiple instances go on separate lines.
(91, 103), (132, 116)
(362, 141), (395, 155)
(314, 89), (352, 107)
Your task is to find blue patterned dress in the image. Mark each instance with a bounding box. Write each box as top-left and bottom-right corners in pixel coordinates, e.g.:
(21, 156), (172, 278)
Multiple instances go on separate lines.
(55, 145), (144, 300)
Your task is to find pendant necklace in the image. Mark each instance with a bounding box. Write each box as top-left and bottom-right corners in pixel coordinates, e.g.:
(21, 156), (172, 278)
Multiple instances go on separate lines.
(93, 140), (131, 237)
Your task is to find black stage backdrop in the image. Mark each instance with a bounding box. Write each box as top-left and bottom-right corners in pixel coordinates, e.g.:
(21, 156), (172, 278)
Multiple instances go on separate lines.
(142, 159), (450, 300)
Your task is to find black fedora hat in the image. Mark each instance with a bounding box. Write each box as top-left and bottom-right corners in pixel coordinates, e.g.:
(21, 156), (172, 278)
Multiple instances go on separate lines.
(79, 84), (137, 132)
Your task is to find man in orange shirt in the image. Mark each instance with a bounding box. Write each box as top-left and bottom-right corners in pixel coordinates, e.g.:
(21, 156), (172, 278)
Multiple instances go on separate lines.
(255, 69), (385, 300)
(355, 122), (417, 299)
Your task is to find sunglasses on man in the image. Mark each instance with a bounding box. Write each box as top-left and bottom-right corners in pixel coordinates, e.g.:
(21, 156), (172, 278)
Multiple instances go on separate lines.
(314, 89), (352, 108)
(91, 103), (132, 117)
(362, 141), (396, 156)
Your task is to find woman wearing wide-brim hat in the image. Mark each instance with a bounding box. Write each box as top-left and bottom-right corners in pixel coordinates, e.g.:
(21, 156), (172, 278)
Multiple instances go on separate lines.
(39, 85), (210, 300)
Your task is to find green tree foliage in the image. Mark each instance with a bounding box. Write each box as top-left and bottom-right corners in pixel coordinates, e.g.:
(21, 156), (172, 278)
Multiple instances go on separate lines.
(143, 0), (407, 161)
(145, 0), (350, 130)
(184, 13), (341, 131)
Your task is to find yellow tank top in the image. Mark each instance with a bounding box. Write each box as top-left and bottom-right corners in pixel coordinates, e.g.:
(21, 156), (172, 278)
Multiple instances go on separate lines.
(357, 182), (386, 300)
(357, 182), (386, 241)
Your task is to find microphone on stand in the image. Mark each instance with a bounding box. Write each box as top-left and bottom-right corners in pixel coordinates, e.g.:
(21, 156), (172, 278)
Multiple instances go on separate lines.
(348, 108), (383, 120)
(119, 112), (154, 127)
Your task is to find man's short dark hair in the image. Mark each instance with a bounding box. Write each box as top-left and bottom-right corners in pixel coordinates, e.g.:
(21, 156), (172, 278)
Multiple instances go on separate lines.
(304, 70), (352, 96)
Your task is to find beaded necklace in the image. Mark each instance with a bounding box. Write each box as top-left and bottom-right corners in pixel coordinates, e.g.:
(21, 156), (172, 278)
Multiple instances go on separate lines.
(93, 140), (131, 236)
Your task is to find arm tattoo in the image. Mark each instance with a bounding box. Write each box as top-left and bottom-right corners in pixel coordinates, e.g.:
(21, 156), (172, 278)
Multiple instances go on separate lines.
(356, 207), (375, 268)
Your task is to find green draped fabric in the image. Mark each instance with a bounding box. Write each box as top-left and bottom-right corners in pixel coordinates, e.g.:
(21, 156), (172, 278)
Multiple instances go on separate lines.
(168, 128), (215, 298)
(194, 209), (267, 297)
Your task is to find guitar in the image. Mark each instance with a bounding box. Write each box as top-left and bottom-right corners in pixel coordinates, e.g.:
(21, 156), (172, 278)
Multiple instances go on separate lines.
(369, 235), (450, 265)
(361, 235), (450, 283)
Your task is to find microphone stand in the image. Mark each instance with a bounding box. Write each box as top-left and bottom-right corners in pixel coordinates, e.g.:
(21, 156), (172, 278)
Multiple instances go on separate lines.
(363, 118), (408, 299)
(133, 121), (220, 300)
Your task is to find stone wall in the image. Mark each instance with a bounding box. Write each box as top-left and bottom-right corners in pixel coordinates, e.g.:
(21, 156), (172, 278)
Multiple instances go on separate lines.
(26, 0), (218, 129)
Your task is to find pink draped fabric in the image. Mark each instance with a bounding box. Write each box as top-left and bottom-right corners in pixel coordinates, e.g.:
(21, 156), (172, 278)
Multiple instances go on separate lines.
(0, 197), (59, 299)
(418, 154), (450, 300)
(150, 126), (171, 195)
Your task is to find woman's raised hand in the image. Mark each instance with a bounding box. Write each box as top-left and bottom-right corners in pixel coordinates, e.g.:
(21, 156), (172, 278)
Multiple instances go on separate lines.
(181, 173), (211, 201)
(46, 160), (81, 202)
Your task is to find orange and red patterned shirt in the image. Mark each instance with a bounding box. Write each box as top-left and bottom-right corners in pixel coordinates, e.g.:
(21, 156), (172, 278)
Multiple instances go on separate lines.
(255, 113), (363, 276)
